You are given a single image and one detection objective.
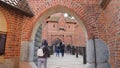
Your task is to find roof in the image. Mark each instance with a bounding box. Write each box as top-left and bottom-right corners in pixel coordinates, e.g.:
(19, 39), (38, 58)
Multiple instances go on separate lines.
(0, 0), (34, 16)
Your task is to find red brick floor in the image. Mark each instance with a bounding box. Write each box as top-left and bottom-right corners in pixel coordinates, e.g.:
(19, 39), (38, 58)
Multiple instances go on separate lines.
(19, 62), (32, 68)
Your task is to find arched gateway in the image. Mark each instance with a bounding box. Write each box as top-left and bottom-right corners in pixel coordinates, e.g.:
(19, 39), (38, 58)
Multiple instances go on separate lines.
(0, 0), (111, 68)
(21, 5), (110, 68)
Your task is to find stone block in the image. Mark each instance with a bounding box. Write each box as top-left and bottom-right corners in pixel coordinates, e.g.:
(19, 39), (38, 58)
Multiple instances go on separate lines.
(87, 39), (109, 63)
(86, 63), (95, 68)
(20, 41), (29, 62)
(86, 63), (111, 68)
(0, 59), (14, 68)
(28, 41), (35, 62)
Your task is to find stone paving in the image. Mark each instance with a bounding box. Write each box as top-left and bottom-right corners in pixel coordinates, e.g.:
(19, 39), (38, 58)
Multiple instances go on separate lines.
(20, 62), (32, 68)
(20, 53), (86, 68)
(47, 53), (86, 68)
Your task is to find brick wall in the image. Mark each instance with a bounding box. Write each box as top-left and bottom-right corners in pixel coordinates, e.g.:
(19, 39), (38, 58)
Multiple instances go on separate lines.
(0, 0), (107, 59)
(0, 0), (114, 67)
(0, 3), (26, 58)
(41, 14), (86, 46)
(102, 0), (120, 68)
(22, 0), (103, 41)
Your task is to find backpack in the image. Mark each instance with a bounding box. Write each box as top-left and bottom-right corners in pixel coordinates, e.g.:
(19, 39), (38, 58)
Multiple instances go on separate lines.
(37, 46), (44, 56)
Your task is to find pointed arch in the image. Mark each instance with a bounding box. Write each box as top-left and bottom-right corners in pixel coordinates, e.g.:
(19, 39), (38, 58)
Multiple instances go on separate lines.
(30, 5), (88, 42)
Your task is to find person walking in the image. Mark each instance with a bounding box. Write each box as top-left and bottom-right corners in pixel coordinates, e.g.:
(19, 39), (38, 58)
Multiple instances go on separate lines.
(55, 43), (60, 57)
(76, 46), (79, 58)
(60, 42), (65, 57)
(37, 39), (49, 68)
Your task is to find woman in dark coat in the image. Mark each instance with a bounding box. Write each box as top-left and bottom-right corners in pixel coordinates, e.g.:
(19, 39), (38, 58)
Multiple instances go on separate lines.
(38, 39), (49, 68)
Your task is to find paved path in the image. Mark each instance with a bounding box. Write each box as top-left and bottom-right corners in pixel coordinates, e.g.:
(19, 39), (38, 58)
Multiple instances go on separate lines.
(47, 53), (86, 68)
(20, 53), (86, 68)
(20, 62), (32, 68)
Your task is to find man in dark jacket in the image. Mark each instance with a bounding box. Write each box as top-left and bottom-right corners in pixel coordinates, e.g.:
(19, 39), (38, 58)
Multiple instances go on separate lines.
(38, 40), (49, 68)
(60, 42), (65, 57)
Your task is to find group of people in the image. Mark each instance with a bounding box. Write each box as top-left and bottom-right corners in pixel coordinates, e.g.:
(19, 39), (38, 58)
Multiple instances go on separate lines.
(55, 42), (65, 57)
(37, 40), (65, 68)
(37, 39), (81, 68)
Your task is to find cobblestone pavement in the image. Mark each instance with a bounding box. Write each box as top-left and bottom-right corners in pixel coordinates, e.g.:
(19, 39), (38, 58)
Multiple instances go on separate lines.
(47, 53), (86, 68)
(20, 53), (86, 68)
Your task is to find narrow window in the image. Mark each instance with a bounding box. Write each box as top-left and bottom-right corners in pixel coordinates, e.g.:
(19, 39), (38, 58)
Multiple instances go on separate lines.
(68, 25), (70, 28)
(53, 24), (55, 28)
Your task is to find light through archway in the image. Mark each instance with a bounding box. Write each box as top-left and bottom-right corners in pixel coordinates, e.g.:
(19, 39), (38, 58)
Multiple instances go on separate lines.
(29, 6), (87, 67)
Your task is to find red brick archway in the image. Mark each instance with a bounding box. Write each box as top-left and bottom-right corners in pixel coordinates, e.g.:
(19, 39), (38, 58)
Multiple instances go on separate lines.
(21, 2), (109, 67)
(0, 0), (111, 68)
(22, 1), (102, 42)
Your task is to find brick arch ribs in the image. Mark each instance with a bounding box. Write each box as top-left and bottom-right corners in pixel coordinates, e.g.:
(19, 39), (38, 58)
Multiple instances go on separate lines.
(29, 5), (89, 42)
(22, 1), (101, 41)
(21, 1), (110, 68)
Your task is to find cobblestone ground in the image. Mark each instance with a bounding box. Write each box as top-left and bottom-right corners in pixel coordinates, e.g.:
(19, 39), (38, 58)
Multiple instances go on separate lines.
(47, 53), (86, 68)
(20, 53), (86, 68)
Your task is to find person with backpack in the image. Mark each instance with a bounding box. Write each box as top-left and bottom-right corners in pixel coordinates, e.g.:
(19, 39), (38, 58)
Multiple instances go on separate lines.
(37, 39), (49, 68)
